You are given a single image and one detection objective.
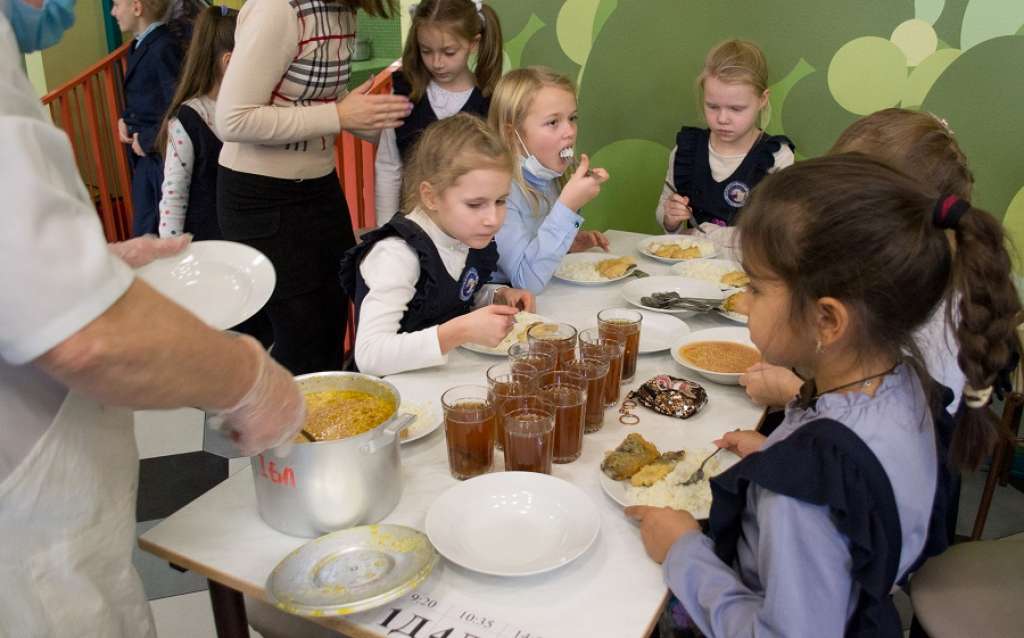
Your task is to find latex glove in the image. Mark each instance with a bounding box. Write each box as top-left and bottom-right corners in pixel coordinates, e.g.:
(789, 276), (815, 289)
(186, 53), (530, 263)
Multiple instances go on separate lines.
(110, 234), (192, 268)
(211, 335), (306, 456)
(624, 505), (701, 564)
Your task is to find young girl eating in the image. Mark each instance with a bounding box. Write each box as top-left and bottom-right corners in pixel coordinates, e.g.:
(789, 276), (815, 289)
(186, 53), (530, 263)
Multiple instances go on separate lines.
(655, 39), (794, 234)
(628, 154), (1020, 636)
(489, 66), (610, 293)
(374, 0), (503, 225)
(157, 5), (236, 240)
(340, 114), (534, 376)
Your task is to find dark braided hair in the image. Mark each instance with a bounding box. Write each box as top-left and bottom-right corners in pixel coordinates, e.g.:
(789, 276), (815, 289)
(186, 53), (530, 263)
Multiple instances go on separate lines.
(739, 153), (1021, 469)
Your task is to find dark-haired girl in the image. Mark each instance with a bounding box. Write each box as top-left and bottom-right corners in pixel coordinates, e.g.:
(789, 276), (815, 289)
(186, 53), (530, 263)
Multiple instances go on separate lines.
(627, 154), (1020, 637)
(157, 5), (236, 240)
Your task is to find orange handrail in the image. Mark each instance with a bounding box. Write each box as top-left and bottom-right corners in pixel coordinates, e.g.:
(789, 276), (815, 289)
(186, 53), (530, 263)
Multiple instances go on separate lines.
(43, 45), (396, 242)
(43, 41), (133, 242)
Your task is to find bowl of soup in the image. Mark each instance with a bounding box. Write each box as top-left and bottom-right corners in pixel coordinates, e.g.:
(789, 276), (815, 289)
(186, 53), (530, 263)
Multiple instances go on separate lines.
(251, 372), (412, 538)
(671, 327), (760, 385)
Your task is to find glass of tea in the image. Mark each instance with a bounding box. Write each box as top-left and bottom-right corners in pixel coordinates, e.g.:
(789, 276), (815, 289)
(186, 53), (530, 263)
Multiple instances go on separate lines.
(537, 370), (586, 463)
(441, 385), (495, 480)
(487, 371), (535, 451)
(527, 322), (578, 369)
(597, 308), (643, 383)
(565, 356), (610, 433)
(579, 328), (626, 407)
(508, 342), (556, 378)
(503, 400), (554, 474)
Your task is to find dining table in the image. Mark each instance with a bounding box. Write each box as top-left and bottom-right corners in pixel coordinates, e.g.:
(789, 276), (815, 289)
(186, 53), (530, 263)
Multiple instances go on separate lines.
(138, 229), (764, 638)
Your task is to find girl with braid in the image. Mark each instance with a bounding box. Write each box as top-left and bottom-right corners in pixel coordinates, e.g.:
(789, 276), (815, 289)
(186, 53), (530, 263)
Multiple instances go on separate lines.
(627, 154), (1021, 637)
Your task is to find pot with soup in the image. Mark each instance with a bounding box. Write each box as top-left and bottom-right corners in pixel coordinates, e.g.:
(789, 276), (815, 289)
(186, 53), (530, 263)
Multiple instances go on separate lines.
(251, 371), (413, 538)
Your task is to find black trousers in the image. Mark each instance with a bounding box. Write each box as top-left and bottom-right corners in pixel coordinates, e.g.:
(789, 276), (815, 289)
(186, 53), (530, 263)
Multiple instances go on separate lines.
(131, 152), (164, 237)
(217, 165), (355, 375)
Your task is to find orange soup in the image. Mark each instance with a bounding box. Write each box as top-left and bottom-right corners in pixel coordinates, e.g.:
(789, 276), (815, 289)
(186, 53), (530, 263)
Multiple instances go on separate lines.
(680, 341), (760, 373)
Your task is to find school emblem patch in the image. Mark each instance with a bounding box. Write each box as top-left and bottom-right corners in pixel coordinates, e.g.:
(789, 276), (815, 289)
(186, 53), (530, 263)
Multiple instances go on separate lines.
(459, 267), (480, 301)
(723, 180), (751, 208)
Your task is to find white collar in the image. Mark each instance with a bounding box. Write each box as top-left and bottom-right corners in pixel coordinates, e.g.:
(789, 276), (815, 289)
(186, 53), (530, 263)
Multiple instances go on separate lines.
(406, 208), (467, 254)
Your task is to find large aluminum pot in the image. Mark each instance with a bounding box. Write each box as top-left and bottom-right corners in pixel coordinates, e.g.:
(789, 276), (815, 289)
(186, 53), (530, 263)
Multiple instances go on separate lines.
(251, 371), (411, 538)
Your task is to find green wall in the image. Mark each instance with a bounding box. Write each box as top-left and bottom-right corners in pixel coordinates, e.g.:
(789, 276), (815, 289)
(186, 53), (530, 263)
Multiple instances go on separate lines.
(487, 0), (1024, 248)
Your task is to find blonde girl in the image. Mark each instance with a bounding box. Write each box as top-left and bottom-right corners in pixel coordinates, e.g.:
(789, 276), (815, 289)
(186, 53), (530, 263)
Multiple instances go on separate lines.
(340, 113), (535, 376)
(489, 66), (610, 294)
(656, 39), (794, 233)
(374, 0), (503, 224)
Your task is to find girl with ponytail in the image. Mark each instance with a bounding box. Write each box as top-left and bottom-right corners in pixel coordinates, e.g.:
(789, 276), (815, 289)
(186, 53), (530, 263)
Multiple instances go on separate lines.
(627, 154), (1020, 636)
(374, 0), (504, 224)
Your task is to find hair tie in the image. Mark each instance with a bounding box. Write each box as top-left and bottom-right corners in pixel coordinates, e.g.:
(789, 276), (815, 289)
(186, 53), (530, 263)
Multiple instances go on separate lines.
(932, 195), (970, 230)
(473, 0), (485, 24)
(963, 384), (994, 409)
(220, 5), (229, 16)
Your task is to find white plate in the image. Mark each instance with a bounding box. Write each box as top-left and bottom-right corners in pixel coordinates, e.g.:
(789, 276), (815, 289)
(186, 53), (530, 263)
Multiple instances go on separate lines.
(266, 524), (438, 617)
(636, 235), (717, 263)
(670, 326), (759, 385)
(717, 290), (749, 325)
(670, 258), (746, 289)
(553, 252), (636, 285)
(397, 401), (442, 444)
(621, 276), (725, 316)
(136, 240), (275, 330)
(598, 444), (740, 519)
(425, 472), (600, 577)
(582, 311), (690, 354)
(462, 311), (550, 356)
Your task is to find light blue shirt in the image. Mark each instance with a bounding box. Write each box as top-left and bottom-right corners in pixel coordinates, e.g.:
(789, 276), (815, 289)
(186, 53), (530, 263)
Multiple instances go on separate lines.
(134, 20), (163, 45)
(664, 364), (938, 637)
(493, 167), (583, 294)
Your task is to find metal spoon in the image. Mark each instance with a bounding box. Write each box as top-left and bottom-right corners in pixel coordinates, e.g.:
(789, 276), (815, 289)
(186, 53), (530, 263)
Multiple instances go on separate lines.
(678, 429), (741, 486)
(663, 180), (707, 235)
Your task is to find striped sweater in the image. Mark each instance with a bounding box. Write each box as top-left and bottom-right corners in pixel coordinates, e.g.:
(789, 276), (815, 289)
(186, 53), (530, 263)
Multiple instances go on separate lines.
(216, 0), (354, 179)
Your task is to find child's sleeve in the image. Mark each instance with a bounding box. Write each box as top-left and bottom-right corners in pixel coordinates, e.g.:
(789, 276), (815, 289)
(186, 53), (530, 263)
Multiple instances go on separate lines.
(374, 127), (403, 226)
(664, 489), (854, 637)
(655, 146), (683, 234)
(137, 41), (183, 153)
(494, 183), (582, 294)
(354, 238), (447, 375)
(158, 116), (192, 238)
(769, 144), (795, 173)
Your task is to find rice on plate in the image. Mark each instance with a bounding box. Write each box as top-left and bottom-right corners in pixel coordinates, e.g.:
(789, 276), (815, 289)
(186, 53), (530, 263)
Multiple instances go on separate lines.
(624, 448), (724, 513)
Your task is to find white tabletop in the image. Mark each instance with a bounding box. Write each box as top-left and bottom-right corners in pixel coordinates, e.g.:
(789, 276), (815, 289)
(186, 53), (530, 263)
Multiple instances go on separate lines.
(139, 230), (763, 638)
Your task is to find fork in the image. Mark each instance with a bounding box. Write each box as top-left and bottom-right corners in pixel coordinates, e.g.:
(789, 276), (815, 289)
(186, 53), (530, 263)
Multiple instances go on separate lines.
(677, 447), (724, 486)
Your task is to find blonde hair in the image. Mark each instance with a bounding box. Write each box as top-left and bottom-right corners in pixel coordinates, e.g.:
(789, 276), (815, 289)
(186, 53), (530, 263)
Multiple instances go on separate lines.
(829, 108), (974, 199)
(402, 113), (514, 213)
(696, 39), (770, 128)
(488, 66), (576, 217)
(401, 0), (504, 102)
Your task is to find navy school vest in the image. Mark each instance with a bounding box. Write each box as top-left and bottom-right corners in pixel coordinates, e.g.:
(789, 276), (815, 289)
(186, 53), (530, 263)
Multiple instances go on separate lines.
(391, 71), (490, 161)
(338, 215), (499, 357)
(707, 401), (955, 638)
(174, 103), (223, 241)
(672, 126), (794, 227)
